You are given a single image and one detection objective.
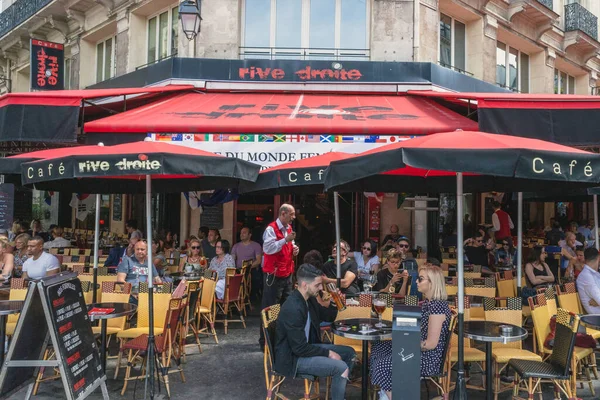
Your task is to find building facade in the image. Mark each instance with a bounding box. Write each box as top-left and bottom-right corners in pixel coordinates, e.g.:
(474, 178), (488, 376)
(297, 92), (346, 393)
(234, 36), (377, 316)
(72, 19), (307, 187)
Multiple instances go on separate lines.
(1, 0), (598, 246)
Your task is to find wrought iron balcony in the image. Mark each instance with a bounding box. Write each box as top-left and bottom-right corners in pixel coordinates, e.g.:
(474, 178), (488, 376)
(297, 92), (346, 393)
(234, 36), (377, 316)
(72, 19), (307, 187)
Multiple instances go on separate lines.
(0, 0), (53, 40)
(565, 1), (598, 40)
(537, 0), (553, 10)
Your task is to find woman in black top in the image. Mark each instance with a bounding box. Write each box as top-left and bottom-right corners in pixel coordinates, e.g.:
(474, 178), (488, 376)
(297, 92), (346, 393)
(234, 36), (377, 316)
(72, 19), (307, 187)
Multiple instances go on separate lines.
(525, 246), (555, 288)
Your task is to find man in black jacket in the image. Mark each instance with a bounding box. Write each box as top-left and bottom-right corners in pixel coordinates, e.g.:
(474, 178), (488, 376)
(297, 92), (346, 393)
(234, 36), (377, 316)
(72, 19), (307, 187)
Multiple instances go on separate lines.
(274, 264), (355, 400)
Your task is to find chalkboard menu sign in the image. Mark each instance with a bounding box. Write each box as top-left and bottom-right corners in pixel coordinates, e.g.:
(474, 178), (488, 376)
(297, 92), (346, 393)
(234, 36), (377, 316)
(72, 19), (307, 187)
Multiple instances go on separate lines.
(200, 193), (223, 229)
(0, 183), (14, 230)
(112, 194), (122, 222)
(0, 273), (107, 399)
(46, 277), (104, 398)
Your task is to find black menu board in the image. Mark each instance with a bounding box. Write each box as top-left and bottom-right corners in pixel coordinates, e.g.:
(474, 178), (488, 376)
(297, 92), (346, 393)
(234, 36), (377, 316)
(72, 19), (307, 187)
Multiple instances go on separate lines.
(112, 194), (122, 222)
(0, 183), (14, 230)
(200, 193), (223, 229)
(0, 273), (106, 399)
(45, 277), (103, 398)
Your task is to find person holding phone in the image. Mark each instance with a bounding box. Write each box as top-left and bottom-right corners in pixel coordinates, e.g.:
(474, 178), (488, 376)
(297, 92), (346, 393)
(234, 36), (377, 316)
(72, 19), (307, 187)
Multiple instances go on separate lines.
(373, 249), (409, 295)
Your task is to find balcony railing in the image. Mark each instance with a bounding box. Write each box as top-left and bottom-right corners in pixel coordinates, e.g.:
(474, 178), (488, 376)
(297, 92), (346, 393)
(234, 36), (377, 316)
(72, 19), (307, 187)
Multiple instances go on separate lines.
(0, 0), (53, 39)
(565, 1), (598, 40)
(438, 62), (474, 77)
(239, 47), (370, 61)
(537, 0), (553, 10)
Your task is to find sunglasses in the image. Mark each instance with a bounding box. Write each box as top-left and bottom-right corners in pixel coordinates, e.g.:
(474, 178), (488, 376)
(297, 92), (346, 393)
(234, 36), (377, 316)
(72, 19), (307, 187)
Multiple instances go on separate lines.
(398, 244), (409, 248)
(417, 276), (429, 283)
(191, 246), (200, 250)
(362, 246), (371, 251)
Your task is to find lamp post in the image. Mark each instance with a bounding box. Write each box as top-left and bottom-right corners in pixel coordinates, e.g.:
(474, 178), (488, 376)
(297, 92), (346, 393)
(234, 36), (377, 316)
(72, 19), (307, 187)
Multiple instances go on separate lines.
(179, 0), (202, 40)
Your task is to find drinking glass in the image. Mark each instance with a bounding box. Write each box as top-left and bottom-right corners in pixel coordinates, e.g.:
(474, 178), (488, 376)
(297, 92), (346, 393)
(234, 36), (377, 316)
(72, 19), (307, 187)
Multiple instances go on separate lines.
(373, 297), (387, 328)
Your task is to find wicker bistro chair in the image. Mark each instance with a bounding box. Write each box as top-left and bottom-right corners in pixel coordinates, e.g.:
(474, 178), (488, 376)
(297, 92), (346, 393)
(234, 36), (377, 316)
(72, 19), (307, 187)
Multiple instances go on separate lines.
(527, 294), (595, 397)
(179, 279), (203, 359)
(114, 283), (173, 379)
(556, 282), (600, 341)
(204, 269), (218, 280)
(424, 309), (457, 400)
(91, 282), (133, 350)
(483, 297), (542, 400)
(120, 297), (186, 397)
(509, 309), (581, 400)
(448, 296), (486, 393)
(196, 277), (219, 344)
(215, 273), (246, 334)
(240, 259), (254, 314)
(6, 278), (27, 336)
(536, 286), (557, 316)
(261, 305), (331, 400)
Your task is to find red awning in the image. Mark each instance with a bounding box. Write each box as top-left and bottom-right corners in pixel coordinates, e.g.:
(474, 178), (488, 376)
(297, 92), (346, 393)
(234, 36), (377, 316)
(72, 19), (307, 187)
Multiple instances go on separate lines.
(0, 85), (194, 143)
(408, 90), (600, 146)
(85, 92), (478, 135)
(0, 85), (194, 107)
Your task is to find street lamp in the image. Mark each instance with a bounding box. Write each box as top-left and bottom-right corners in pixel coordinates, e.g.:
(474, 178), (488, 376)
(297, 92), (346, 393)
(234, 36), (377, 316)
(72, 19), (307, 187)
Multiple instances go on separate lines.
(179, 0), (202, 40)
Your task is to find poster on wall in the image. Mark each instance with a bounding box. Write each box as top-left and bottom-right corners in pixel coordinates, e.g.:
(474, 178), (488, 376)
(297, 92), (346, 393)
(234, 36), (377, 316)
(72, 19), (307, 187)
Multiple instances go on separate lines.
(30, 39), (64, 91)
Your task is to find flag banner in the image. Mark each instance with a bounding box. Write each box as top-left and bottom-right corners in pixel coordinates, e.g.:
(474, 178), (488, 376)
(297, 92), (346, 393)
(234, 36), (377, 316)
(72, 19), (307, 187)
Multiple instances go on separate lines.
(183, 191), (202, 209)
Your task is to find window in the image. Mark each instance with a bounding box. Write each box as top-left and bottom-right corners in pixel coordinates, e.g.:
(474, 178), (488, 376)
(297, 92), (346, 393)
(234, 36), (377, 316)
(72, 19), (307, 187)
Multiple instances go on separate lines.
(554, 69), (576, 94)
(496, 41), (529, 93)
(147, 6), (179, 63)
(96, 37), (114, 83)
(242, 0), (370, 60)
(439, 13), (466, 72)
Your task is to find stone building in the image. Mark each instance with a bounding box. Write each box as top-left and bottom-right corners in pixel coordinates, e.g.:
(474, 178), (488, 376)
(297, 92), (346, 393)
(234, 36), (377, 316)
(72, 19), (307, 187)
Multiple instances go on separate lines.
(1, 0), (598, 248)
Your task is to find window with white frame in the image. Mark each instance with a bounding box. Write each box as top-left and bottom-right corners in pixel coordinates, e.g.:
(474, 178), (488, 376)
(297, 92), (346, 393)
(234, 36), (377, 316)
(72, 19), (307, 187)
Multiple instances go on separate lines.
(496, 41), (529, 93)
(554, 69), (576, 94)
(147, 6), (179, 64)
(439, 13), (466, 72)
(242, 0), (369, 60)
(96, 37), (115, 83)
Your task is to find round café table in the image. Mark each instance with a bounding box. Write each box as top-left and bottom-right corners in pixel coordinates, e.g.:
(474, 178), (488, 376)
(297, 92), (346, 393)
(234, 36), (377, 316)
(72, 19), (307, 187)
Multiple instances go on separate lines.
(580, 314), (600, 331)
(0, 300), (23, 369)
(461, 321), (527, 400)
(87, 302), (137, 373)
(332, 317), (392, 400)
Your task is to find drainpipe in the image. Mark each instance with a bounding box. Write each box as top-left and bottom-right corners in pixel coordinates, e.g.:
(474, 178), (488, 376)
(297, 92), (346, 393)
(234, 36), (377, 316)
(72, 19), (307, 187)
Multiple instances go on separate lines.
(413, 0), (420, 61)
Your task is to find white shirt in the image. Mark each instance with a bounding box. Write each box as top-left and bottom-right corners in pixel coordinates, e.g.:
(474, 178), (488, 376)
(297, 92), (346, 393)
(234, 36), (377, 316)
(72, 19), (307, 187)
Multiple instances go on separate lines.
(262, 218), (293, 255)
(492, 211), (514, 232)
(23, 252), (60, 280)
(577, 264), (600, 314)
(43, 237), (72, 249)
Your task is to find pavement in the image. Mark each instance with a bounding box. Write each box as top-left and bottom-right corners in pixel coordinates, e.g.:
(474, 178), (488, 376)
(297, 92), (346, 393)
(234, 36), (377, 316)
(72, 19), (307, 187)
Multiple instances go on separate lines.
(6, 302), (600, 399)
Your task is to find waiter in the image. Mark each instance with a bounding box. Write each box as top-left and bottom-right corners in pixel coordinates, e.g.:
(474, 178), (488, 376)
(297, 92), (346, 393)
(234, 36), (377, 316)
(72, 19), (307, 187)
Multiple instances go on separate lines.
(492, 200), (514, 242)
(259, 203), (299, 349)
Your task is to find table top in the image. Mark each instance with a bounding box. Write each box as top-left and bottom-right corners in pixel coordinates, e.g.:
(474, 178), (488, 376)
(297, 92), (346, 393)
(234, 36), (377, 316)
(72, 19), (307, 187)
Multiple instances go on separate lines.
(580, 314), (600, 330)
(332, 318), (392, 341)
(461, 321), (527, 344)
(87, 302), (137, 321)
(0, 300), (24, 316)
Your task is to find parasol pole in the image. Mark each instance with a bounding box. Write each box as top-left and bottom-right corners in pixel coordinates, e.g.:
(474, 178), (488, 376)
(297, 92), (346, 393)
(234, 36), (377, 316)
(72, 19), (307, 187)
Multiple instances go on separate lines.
(334, 191), (341, 288)
(454, 172), (467, 400)
(517, 192), (523, 296)
(92, 142), (104, 304)
(594, 195), (599, 251)
(144, 174), (156, 399)
(92, 194), (100, 303)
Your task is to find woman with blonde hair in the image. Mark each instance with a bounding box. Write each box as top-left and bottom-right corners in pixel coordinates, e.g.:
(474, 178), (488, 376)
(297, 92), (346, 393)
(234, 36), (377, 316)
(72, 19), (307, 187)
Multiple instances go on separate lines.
(12, 233), (30, 276)
(370, 265), (451, 400)
(178, 237), (204, 274)
(0, 239), (14, 282)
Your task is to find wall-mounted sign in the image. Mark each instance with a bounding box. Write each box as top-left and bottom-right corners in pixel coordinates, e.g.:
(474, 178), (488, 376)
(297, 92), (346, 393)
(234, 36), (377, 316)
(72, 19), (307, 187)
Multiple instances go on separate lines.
(30, 39), (64, 91)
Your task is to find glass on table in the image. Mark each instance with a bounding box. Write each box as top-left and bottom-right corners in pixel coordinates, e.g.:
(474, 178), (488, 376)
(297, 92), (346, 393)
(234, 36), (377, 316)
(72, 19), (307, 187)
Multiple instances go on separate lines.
(373, 296), (387, 328)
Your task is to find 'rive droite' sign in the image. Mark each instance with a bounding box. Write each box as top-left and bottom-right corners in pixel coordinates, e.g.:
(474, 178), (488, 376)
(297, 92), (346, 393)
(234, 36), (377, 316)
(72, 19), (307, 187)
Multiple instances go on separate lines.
(30, 39), (64, 91)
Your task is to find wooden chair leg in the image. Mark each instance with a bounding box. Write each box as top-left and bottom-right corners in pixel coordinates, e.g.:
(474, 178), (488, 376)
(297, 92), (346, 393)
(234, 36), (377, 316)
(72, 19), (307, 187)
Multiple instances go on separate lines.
(303, 379), (311, 399)
(121, 349), (134, 396)
(114, 338), (124, 379)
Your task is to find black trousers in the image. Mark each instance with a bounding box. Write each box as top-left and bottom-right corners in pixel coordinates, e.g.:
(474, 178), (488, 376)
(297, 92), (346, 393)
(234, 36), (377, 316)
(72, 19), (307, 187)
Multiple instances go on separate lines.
(259, 273), (293, 346)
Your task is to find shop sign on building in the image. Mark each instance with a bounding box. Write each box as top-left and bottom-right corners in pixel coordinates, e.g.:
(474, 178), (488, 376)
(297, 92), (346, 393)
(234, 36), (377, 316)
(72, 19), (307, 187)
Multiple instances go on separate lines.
(30, 39), (64, 91)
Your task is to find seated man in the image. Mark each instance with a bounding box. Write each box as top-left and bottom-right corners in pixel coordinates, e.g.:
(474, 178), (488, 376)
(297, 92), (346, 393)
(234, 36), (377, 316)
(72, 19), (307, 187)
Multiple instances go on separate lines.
(105, 237), (138, 267)
(564, 247), (585, 281)
(117, 240), (162, 302)
(576, 248), (600, 314)
(22, 236), (60, 280)
(43, 227), (72, 249)
(321, 240), (360, 295)
(373, 250), (409, 295)
(275, 264), (356, 400)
